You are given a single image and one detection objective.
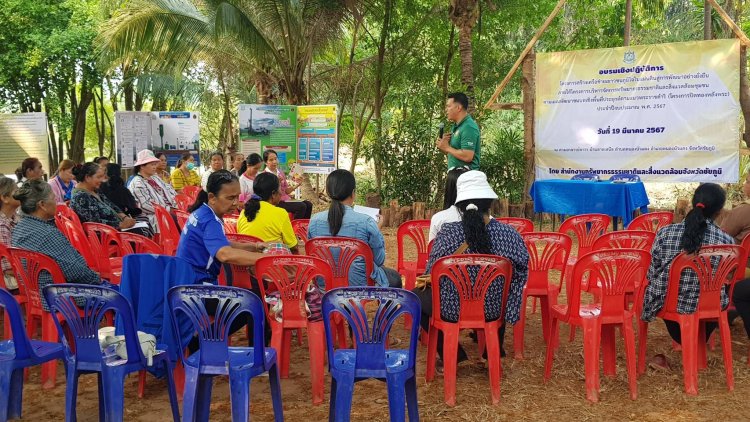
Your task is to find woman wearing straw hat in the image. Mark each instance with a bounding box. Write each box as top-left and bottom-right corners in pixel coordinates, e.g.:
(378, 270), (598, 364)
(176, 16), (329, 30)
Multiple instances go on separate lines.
(128, 149), (178, 232)
(414, 170), (529, 367)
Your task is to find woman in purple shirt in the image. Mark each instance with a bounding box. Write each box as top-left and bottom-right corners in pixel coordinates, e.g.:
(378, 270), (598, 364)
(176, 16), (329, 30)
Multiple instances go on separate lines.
(263, 150), (312, 220)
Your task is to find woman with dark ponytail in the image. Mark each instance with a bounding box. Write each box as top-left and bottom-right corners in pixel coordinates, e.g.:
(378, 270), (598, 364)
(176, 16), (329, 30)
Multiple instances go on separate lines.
(414, 170), (529, 365)
(236, 172), (298, 253)
(307, 169), (402, 288)
(641, 183), (734, 369)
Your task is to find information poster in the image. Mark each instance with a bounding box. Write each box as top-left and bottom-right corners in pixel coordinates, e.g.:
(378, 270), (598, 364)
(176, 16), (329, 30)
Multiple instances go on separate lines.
(115, 111), (201, 168)
(238, 105), (297, 172)
(535, 39), (740, 182)
(297, 105), (337, 174)
(0, 113), (49, 177)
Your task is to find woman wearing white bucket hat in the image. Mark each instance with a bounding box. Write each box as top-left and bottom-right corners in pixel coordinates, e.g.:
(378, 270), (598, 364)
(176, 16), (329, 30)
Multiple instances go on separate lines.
(128, 149), (178, 232)
(413, 170), (529, 366)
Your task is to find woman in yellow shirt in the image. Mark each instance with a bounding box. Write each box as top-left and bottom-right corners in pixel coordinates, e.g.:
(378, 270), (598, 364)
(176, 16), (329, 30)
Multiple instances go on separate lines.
(171, 152), (201, 192)
(237, 172), (299, 253)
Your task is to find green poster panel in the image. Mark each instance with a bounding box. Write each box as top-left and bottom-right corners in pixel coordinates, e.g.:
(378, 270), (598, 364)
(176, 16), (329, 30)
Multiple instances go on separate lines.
(238, 105), (297, 172)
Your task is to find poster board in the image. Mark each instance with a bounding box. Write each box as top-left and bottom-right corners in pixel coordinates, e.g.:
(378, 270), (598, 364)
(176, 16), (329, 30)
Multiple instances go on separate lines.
(115, 111), (201, 168)
(0, 113), (49, 178)
(238, 104), (338, 174)
(238, 105), (297, 172)
(535, 39), (740, 182)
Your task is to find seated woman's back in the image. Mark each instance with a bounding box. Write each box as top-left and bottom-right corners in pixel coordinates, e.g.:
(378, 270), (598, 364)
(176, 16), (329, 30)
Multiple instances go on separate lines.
(237, 172), (298, 250)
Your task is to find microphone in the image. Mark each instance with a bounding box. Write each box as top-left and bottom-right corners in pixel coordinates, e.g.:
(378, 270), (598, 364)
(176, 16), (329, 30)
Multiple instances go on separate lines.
(438, 123), (445, 138)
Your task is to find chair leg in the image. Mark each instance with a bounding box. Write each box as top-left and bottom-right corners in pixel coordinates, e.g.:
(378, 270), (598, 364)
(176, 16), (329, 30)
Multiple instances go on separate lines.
(0, 363), (13, 422)
(531, 297), (538, 314)
(513, 294), (527, 360)
(181, 366), (201, 422)
(539, 296), (551, 344)
(425, 324), (439, 382)
(331, 375), (354, 422)
(137, 370), (146, 399)
(637, 320), (648, 377)
(41, 315), (58, 389)
(405, 375), (419, 422)
(718, 315), (735, 391)
(328, 378), (338, 422)
(621, 322), (638, 400)
(334, 315), (348, 349)
(441, 325), (460, 406)
(385, 373), (407, 422)
(582, 318), (602, 403)
(195, 376), (214, 421)
(543, 318), (560, 381)
(228, 373), (250, 422)
(679, 318), (699, 396)
(307, 323), (326, 405)
(162, 359), (180, 422)
(601, 325), (617, 378)
(101, 368), (126, 422)
(270, 325), (287, 378)
(6, 367), (24, 420)
(484, 324), (502, 405)
(268, 362), (285, 422)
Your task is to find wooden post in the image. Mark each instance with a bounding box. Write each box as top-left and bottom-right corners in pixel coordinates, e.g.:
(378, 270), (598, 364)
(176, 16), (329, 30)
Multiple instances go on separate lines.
(624, 0), (632, 46)
(521, 52), (537, 213)
(413, 202), (425, 220)
(706, 0), (750, 46)
(381, 207), (391, 227)
(509, 204), (525, 218)
(674, 199), (690, 224)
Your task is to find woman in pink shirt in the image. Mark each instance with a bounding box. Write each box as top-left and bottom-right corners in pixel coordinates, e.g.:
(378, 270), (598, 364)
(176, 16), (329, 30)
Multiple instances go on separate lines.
(262, 150), (312, 219)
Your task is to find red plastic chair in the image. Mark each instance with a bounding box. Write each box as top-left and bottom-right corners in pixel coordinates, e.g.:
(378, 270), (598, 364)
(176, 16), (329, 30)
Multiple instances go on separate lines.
(291, 219), (310, 244)
(0, 242), (23, 340)
(396, 220), (431, 291)
(305, 236), (375, 348)
(592, 230), (655, 252)
(255, 255), (332, 405)
(425, 255), (513, 406)
(181, 185), (201, 202)
(55, 204), (81, 228)
(513, 232), (571, 359)
(223, 215), (239, 234)
(626, 211), (673, 233)
(60, 219), (101, 278)
(495, 217), (534, 234)
(728, 233), (750, 364)
(544, 249), (649, 402)
(8, 247), (69, 389)
(173, 209), (190, 231)
(225, 233), (264, 289)
(82, 222), (123, 283)
(173, 193), (192, 211)
(153, 204), (180, 255)
(637, 245), (741, 395)
(118, 232), (163, 255)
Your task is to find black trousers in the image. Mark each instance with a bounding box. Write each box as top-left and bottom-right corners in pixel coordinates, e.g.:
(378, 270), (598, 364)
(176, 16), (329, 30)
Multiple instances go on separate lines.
(732, 278), (750, 338)
(278, 200), (313, 220)
(663, 320), (717, 345)
(412, 285), (505, 361)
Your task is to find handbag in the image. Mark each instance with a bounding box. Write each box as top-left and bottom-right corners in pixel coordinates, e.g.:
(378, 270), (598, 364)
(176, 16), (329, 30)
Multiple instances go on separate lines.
(413, 242), (469, 290)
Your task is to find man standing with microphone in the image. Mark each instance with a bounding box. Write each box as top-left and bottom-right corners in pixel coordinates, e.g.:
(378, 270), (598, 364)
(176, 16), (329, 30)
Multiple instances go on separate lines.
(436, 92), (481, 170)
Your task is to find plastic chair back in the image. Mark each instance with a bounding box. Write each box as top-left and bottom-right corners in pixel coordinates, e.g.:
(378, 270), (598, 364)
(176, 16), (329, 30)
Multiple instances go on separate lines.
(173, 209), (190, 230)
(626, 211), (674, 233)
(322, 287), (420, 372)
(174, 194), (192, 211)
(225, 233), (264, 288)
(182, 186), (201, 202)
(118, 232), (163, 255)
(9, 248), (68, 312)
(291, 219), (310, 244)
(592, 230), (655, 252)
(0, 288), (36, 359)
(496, 217), (534, 234)
(430, 254), (513, 325)
(665, 245), (742, 314)
(522, 232), (572, 291)
(0, 243), (15, 291)
(571, 172), (599, 181)
(43, 284), (146, 367)
(83, 222), (122, 275)
(223, 214), (239, 234)
(306, 237), (375, 289)
(558, 213), (611, 258)
(255, 255), (333, 328)
(61, 219), (99, 272)
(153, 204), (180, 255)
(567, 249), (650, 319)
(397, 220), (431, 275)
(609, 173), (640, 182)
(55, 204), (82, 227)
(168, 285), (266, 370)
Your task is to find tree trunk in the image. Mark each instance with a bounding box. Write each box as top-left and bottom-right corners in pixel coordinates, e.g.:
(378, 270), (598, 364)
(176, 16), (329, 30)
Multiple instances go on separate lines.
(373, 0), (393, 195)
(442, 25), (456, 97)
(70, 89), (94, 163)
(740, 46), (750, 148)
(457, 25), (475, 112)
(522, 52), (536, 216)
(705, 1), (713, 40)
(624, 0), (633, 46)
(44, 100), (59, 169)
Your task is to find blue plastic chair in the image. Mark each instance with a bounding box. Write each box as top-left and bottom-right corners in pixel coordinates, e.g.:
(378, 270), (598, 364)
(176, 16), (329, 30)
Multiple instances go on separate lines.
(609, 173), (640, 182)
(571, 172), (600, 181)
(322, 287), (421, 422)
(167, 285), (284, 422)
(43, 284), (179, 422)
(0, 288), (64, 421)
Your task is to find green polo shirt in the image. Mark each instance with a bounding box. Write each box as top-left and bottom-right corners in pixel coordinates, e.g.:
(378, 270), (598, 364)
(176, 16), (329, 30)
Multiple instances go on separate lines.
(448, 114), (481, 170)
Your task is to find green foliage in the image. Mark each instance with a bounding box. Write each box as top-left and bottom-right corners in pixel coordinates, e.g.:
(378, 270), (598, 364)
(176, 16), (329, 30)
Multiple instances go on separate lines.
(482, 127), (526, 204)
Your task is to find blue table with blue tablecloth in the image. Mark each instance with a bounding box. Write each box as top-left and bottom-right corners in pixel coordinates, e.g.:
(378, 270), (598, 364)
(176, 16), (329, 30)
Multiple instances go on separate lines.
(530, 180), (650, 227)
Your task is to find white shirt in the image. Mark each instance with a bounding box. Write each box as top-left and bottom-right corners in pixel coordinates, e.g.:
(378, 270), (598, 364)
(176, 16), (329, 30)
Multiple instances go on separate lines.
(239, 174), (254, 201)
(200, 169), (215, 191)
(429, 206), (461, 242)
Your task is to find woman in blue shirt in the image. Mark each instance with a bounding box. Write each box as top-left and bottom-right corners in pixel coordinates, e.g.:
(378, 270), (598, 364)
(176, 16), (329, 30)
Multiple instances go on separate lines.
(176, 170), (268, 349)
(307, 169), (402, 288)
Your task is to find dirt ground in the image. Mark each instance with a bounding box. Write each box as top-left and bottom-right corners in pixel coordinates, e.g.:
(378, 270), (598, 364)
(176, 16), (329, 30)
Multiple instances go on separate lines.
(14, 226), (750, 421)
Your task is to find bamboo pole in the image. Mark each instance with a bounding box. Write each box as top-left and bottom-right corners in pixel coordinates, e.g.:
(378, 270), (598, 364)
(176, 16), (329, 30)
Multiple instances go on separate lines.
(706, 0), (750, 46)
(482, 0), (568, 111)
